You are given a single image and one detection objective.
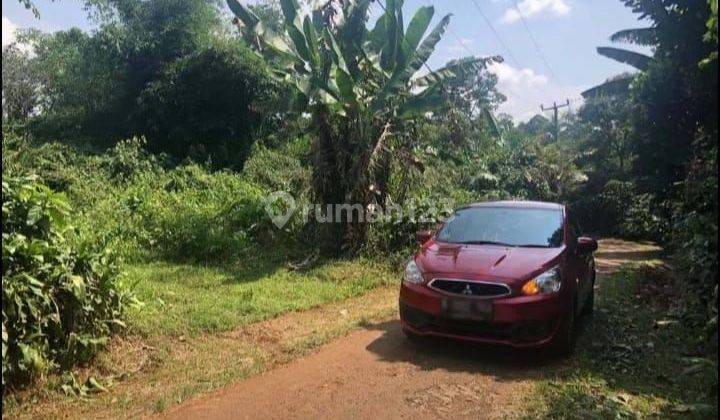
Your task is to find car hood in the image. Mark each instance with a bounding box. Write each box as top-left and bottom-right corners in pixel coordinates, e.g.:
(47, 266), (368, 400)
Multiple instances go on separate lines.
(416, 240), (565, 285)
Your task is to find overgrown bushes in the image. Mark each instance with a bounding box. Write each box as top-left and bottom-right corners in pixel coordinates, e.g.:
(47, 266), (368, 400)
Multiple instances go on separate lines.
(1, 134), (289, 389)
(136, 40), (276, 170)
(2, 175), (130, 390)
(3, 133), (284, 263)
(670, 138), (718, 338)
(570, 180), (664, 239)
(108, 164), (269, 261)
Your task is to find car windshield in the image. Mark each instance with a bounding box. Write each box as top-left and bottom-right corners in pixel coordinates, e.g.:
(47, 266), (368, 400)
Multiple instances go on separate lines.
(436, 207), (564, 248)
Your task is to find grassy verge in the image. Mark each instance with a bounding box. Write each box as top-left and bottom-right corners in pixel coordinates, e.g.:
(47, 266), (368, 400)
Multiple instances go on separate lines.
(126, 256), (396, 337)
(3, 257), (400, 419)
(527, 263), (718, 418)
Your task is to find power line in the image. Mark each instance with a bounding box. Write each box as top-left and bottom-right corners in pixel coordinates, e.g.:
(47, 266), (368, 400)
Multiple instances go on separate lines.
(511, 0), (556, 79)
(468, 0), (522, 68)
(445, 25), (476, 58)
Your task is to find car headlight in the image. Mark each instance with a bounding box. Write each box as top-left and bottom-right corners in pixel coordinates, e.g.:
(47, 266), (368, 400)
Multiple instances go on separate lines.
(521, 265), (562, 295)
(404, 260), (423, 284)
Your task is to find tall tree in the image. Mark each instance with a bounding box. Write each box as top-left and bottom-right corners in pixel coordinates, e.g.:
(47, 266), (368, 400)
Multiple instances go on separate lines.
(20, 0), (277, 168)
(227, 0), (500, 253)
(585, 0), (717, 196)
(2, 45), (40, 122)
(573, 95), (633, 181)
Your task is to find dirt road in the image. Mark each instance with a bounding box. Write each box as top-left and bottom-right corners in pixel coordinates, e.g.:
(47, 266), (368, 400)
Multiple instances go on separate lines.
(163, 240), (661, 420)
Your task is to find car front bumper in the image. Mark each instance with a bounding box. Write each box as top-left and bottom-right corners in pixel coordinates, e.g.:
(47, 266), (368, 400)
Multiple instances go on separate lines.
(399, 281), (568, 347)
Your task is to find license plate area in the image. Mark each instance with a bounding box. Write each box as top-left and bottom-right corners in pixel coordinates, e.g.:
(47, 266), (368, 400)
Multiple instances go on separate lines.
(443, 298), (493, 321)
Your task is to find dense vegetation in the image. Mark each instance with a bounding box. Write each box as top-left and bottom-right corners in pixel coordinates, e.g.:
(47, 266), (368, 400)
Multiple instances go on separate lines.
(2, 0), (717, 407)
(2, 174), (130, 389)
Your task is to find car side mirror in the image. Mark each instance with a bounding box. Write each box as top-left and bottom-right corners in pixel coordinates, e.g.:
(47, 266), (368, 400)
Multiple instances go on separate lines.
(577, 237), (598, 254)
(416, 230), (433, 245)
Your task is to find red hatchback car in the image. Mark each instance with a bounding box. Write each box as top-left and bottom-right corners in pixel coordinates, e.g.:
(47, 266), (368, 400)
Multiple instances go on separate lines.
(399, 201), (598, 353)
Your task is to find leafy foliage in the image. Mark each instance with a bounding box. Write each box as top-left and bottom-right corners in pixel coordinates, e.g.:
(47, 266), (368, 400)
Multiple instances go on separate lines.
(596, 46), (653, 70)
(3, 132), (284, 263)
(610, 27), (658, 46)
(15, 0), (277, 169)
(136, 40), (275, 169)
(577, 0), (718, 334)
(229, 0), (501, 254)
(670, 137), (718, 320)
(1, 0), (717, 407)
(1, 45), (40, 123)
(2, 175), (130, 390)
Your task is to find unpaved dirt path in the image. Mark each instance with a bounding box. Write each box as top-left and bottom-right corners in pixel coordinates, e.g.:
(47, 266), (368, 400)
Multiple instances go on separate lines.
(162, 240), (660, 420)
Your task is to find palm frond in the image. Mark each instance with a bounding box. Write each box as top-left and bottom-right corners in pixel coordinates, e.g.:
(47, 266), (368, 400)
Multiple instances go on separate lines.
(581, 74), (634, 99)
(609, 27), (658, 46)
(597, 47), (653, 70)
(413, 55), (501, 87)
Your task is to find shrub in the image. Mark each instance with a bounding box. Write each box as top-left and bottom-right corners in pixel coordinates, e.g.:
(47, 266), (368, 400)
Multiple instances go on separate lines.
(3, 136), (277, 263)
(670, 139), (718, 335)
(135, 40), (276, 170)
(363, 196), (455, 260)
(1, 131), (84, 193)
(132, 165), (269, 261)
(97, 137), (162, 181)
(571, 180), (665, 240)
(2, 175), (130, 390)
(243, 137), (311, 194)
(70, 163), (271, 263)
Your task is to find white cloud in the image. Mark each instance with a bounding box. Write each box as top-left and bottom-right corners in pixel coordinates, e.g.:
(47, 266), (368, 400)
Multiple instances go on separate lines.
(431, 37), (480, 66)
(501, 0), (571, 23)
(488, 62), (584, 122)
(2, 16), (19, 47)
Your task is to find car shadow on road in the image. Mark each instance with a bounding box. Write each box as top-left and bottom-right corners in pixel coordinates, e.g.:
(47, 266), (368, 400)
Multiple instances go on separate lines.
(363, 319), (572, 382)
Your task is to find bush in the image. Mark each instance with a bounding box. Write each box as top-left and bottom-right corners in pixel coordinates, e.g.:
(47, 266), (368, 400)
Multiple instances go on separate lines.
(136, 41), (276, 170)
(571, 180), (665, 239)
(243, 137), (312, 194)
(1, 131), (84, 193)
(3, 136), (279, 263)
(670, 139), (718, 335)
(364, 196), (454, 259)
(2, 175), (130, 390)
(97, 137), (162, 181)
(68, 160), (272, 263)
(134, 165), (269, 261)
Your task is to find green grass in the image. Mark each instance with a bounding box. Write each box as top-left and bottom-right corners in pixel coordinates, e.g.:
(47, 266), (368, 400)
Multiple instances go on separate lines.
(125, 256), (398, 337)
(528, 264), (718, 419)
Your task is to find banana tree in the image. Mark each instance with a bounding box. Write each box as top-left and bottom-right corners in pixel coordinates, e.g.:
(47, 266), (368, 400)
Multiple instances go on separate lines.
(582, 29), (656, 99)
(228, 0), (500, 253)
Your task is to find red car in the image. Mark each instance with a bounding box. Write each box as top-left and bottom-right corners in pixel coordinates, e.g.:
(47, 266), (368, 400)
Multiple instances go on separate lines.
(399, 201), (597, 353)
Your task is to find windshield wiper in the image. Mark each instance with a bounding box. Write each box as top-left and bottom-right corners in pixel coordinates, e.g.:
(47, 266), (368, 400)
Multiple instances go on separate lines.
(514, 244), (552, 248)
(456, 240), (516, 247)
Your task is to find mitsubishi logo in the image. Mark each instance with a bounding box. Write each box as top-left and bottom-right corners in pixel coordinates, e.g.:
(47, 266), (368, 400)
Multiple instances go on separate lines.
(461, 284), (473, 296)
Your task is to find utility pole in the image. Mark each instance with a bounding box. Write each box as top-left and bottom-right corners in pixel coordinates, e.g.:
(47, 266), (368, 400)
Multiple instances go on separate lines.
(541, 99), (570, 142)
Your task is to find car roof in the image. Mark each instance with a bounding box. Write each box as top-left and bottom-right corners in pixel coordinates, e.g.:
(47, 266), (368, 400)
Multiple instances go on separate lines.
(457, 200), (564, 210)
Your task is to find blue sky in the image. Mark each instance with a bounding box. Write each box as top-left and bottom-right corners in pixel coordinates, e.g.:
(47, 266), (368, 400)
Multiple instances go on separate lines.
(2, 0), (650, 121)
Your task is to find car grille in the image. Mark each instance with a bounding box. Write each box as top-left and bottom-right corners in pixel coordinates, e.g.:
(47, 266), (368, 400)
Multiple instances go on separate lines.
(428, 278), (511, 298)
